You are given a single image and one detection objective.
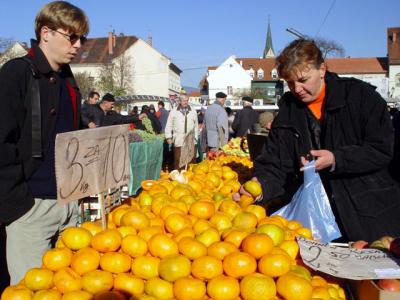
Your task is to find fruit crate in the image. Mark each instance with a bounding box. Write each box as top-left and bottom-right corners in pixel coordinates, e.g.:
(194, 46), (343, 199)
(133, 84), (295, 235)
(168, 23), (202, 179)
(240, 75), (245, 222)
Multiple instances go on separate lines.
(350, 279), (400, 300)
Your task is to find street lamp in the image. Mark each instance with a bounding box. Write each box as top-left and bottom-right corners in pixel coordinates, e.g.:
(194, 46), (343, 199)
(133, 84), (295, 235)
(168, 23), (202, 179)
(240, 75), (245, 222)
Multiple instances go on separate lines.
(286, 28), (306, 39)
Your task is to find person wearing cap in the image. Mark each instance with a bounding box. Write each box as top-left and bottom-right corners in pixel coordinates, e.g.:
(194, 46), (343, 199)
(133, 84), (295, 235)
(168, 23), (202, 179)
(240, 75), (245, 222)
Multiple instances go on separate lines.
(204, 92), (229, 150)
(232, 96), (259, 137)
(90, 93), (147, 127)
(81, 91), (100, 128)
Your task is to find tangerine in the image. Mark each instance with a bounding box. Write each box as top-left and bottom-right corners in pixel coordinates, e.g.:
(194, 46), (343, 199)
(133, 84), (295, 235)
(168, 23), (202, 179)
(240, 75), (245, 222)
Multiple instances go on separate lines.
(113, 273), (144, 297)
(24, 268), (54, 291)
(144, 278), (173, 300)
(99, 252), (131, 274)
(241, 233), (274, 259)
(165, 213), (192, 234)
(121, 235), (148, 258)
(61, 227), (92, 251)
(240, 273), (276, 300)
(222, 252), (257, 278)
(189, 201), (215, 219)
(258, 253), (291, 278)
(158, 254), (191, 282)
(178, 237), (207, 260)
(91, 229), (122, 253)
(32, 289), (61, 300)
(42, 247), (73, 271)
(173, 277), (206, 300)
(81, 270), (114, 295)
(120, 210), (150, 230)
(191, 256), (223, 280)
(148, 234), (178, 258)
(70, 247), (100, 275)
(53, 267), (82, 293)
(131, 256), (160, 279)
(207, 241), (238, 260)
(207, 275), (240, 300)
(276, 273), (313, 300)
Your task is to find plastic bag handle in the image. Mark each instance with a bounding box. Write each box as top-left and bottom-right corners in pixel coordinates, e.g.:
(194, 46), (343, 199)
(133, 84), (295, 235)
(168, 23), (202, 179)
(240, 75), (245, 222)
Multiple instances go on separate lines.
(303, 160), (316, 185)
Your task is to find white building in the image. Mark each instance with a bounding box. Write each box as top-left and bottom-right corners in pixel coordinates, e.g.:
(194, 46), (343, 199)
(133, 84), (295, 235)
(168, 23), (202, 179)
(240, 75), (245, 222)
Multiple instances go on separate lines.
(388, 28), (400, 100)
(0, 41), (28, 67)
(70, 32), (182, 98)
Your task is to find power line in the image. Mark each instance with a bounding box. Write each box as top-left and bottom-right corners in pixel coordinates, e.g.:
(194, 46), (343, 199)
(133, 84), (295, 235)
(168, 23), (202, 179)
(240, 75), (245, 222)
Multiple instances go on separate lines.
(315, 0), (336, 37)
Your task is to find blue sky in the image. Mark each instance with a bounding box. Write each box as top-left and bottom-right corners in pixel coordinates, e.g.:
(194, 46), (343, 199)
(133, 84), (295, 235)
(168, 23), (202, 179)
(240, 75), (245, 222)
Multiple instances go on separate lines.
(1, 0), (399, 88)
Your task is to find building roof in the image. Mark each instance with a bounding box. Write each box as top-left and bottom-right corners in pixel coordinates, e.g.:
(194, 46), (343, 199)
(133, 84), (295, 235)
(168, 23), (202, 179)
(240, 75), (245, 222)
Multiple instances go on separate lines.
(326, 57), (387, 74)
(189, 91), (201, 97)
(169, 62), (182, 74)
(71, 35), (138, 64)
(388, 27), (400, 65)
(263, 21), (275, 58)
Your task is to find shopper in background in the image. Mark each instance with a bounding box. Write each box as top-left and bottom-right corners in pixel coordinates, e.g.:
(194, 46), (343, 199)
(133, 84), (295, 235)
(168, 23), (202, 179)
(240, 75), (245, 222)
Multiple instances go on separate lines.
(254, 39), (400, 242)
(165, 94), (198, 170)
(81, 90), (100, 128)
(225, 107), (235, 140)
(204, 92), (229, 151)
(232, 96), (259, 137)
(156, 101), (170, 133)
(0, 1), (89, 284)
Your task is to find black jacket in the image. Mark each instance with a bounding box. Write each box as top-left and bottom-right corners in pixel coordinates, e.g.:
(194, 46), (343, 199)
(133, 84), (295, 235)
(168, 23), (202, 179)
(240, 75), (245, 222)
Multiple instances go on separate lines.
(254, 71), (400, 241)
(0, 40), (81, 223)
(232, 106), (259, 137)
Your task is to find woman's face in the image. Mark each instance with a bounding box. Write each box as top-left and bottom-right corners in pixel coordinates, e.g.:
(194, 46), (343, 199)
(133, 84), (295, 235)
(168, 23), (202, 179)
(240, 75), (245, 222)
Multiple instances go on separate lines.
(286, 63), (326, 103)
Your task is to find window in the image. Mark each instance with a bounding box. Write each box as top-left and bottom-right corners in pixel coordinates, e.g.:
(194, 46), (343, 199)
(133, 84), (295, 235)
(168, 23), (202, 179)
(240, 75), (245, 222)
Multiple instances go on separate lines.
(257, 69), (264, 79)
(271, 68), (278, 79)
(227, 86), (233, 95)
(396, 73), (400, 87)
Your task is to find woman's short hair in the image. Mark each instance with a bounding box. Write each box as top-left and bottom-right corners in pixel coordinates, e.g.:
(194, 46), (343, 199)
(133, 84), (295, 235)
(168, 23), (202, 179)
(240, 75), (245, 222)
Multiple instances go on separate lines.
(275, 39), (324, 80)
(35, 1), (89, 41)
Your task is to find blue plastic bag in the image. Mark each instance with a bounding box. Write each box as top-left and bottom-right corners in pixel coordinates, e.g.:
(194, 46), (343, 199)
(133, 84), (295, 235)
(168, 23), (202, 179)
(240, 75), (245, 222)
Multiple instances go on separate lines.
(272, 161), (341, 243)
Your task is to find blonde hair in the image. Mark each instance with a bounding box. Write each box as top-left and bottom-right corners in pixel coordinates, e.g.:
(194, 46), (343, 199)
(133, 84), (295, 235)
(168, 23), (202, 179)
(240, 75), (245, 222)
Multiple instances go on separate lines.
(35, 1), (89, 41)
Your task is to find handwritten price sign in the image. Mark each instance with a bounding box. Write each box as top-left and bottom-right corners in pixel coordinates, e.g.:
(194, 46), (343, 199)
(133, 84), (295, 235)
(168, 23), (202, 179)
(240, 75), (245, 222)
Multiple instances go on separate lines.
(55, 125), (130, 204)
(297, 237), (400, 280)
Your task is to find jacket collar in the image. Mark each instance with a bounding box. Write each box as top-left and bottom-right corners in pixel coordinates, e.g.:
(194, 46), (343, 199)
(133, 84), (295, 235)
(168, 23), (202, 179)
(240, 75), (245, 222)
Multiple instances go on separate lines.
(324, 71), (346, 111)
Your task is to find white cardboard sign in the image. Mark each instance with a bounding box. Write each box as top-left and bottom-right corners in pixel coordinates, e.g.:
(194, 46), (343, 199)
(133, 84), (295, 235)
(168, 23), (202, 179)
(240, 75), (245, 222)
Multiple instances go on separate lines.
(55, 125), (130, 204)
(298, 237), (400, 280)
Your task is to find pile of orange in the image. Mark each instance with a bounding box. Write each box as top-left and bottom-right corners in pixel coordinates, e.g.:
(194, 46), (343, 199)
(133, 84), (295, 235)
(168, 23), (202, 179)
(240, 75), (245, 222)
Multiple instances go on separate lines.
(2, 157), (347, 300)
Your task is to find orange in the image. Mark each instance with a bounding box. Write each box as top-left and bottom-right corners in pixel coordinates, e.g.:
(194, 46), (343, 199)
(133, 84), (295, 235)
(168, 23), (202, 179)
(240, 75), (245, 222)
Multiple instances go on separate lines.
(24, 268), (54, 291)
(170, 186), (192, 201)
(165, 213), (192, 234)
(218, 200), (241, 218)
(61, 227), (92, 251)
(158, 254), (191, 282)
(240, 273), (276, 300)
(53, 267), (82, 293)
(289, 265), (312, 281)
(191, 256), (223, 280)
(279, 240), (300, 260)
(121, 235), (148, 258)
(144, 278), (174, 300)
(100, 252), (131, 274)
(258, 253), (291, 278)
(1, 286), (33, 300)
(311, 287), (331, 300)
(189, 201), (215, 219)
(222, 252), (257, 278)
(243, 180), (262, 197)
(138, 226), (165, 242)
(141, 180), (157, 190)
(138, 191), (153, 206)
(296, 227), (313, 239)
(80, 221), (103, 236)
(276, 273), (313, 300)
(209, 213), (232, 231)
(148, 185), (168, 196)
(193, 219), (214, 235)
(223, 229), (250, 248)
(207, 275), (240, 300)
(269, 215), (289, 227)
(110, 206), (130, 226)
(241, 233), (274, 259)
(120, 210), (150, 230)
(173, 277), (206, 300)
(232, 211), (258, 229)
(42, 247), (73, 271)
(151, 195), (170, 216)
(149, 217), (165, 228)
(284, 229), (298, 241)
(257, 217), (285, 228)
(286, 220), (303, 230)
(117, 226), (137, 238)
(207, 241), (238, 260)
(178, 237), (207, 260)
(160, 205), (185, 220)
(70, 247), (100, 275)
(148, 234), (178, 258)
(81, 269), (114, 295)
(173, 228), (195, 242)
(256, 224), (285, 246)
(238, 194), (254, 208)
(179, 194), (196, 206)
(311, 275), (328, 288)
(169, 200), (189, 214)
(244, 205), (266, 221)
(195, 227), (220, 247)
(219, 185), (233, 196)
(32, 289), (61, 300)
(91, 229), (122, 253)
(59, 290), (92, 300)
(113, 273), (144, 297)
(131, 256), (160, 279)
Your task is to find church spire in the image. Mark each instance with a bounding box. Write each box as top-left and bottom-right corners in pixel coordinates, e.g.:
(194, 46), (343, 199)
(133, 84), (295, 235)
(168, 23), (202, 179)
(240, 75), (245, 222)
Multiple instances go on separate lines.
(263, 18), (275, 58)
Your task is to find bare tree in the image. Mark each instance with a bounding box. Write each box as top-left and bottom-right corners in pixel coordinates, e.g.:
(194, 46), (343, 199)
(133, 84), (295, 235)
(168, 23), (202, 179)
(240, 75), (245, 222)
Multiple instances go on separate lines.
(0, 37), (13, 53)
(74, 71), (95, 100)
(314, 37), (345, 58)
(98, 53), (133, 96)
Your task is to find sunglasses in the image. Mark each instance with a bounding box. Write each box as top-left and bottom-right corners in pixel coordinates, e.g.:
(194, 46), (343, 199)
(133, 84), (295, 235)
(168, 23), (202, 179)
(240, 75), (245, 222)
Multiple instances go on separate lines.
(52, 29), (87, 45)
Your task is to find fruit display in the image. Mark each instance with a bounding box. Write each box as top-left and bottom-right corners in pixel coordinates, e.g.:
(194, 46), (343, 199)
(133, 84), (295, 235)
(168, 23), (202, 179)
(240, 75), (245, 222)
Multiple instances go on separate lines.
(2, 157), (348, 300)
(221, 137), (249, 157)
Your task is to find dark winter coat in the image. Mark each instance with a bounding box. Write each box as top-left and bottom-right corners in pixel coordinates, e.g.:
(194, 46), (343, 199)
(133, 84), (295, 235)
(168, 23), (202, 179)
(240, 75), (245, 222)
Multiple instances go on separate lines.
(0, 40), (81, 223)
(232, 106), (259, 137)
(254, 71), (400, 242)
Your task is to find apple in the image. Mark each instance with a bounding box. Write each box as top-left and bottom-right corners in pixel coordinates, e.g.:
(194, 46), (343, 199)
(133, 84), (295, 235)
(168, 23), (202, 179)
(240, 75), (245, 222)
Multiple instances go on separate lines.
(369, 240), (387, 251)
(389, 237), (400, 258)
(377, 279), (400, 292)
(351, 240), (369, 249)
(379, 236), (394, 249)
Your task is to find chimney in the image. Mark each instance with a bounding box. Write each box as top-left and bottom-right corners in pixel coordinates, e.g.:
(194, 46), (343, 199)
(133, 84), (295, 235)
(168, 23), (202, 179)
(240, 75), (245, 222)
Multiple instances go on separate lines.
(108, 31), (113, 55)
(393, 32), (397, 43)
(148, 31), (152, 47)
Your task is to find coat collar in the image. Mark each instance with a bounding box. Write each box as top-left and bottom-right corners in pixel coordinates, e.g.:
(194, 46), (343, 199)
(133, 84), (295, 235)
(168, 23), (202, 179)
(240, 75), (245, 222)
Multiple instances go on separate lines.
(324, 71), (346, 111)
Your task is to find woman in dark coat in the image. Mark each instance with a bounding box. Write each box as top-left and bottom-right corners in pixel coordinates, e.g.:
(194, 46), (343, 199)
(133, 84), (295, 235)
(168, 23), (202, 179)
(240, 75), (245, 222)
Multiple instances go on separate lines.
(254, 39), (400, 242)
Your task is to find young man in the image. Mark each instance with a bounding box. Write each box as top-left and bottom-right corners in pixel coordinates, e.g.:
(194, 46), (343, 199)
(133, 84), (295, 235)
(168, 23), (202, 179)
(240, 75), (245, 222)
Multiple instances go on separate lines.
(0, 1), (89, 284)
(81, 90), (100, 128)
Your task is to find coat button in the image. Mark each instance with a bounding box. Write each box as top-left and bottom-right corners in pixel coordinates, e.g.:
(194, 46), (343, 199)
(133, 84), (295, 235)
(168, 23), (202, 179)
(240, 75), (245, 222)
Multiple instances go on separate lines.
(49, 109), (56, 115)
(49, 77), (56, 83)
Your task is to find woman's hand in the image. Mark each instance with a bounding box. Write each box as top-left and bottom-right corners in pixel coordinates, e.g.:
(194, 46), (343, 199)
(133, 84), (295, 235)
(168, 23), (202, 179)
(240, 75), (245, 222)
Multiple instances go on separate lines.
(301, 149), (335, 171)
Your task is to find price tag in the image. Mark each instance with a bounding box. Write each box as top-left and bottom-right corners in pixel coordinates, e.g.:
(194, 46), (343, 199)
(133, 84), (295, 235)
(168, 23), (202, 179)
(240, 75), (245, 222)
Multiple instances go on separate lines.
(297, 237), (400, 280)
(55, 125), (130, 204)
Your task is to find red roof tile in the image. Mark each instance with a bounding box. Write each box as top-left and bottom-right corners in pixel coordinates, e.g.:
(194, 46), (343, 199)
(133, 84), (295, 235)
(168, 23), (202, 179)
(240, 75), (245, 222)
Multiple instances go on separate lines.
(326, 57), (387, 74)
(189, 91), (201, 97)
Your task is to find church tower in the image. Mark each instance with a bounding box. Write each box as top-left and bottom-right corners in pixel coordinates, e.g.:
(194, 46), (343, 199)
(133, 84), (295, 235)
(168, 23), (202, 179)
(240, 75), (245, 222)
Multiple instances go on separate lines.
(263, 20), (275, 58)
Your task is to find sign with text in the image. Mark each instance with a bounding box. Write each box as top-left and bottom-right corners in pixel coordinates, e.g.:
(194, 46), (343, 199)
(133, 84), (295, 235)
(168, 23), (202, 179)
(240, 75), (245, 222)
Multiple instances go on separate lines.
(179, 130), (195, 168)
(55, 125), (130, 204)
(298, 237), (400, 280)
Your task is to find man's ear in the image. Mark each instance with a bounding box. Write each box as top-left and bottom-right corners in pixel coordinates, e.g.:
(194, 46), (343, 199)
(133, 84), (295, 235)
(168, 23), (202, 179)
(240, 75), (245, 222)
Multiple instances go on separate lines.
(40, 26), (51, 43)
